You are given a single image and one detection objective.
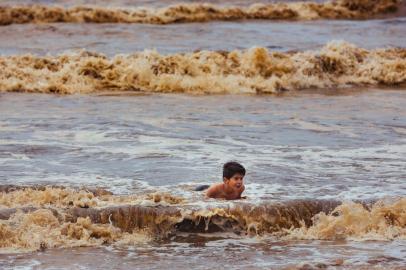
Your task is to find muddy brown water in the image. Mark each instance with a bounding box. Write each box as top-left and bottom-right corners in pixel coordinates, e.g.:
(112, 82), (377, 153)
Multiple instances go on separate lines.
(0, 0), (405, 269)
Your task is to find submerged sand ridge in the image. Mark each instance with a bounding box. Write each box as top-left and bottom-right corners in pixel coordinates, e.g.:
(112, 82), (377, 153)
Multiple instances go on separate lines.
(0, 0), (402, 25)
(0, 41), (405, 95)
(0, 186), (405, 252)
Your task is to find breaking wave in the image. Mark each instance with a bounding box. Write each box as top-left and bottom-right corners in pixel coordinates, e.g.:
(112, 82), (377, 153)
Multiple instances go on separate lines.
(0, 41), (405, 95)
(0, 185), (405, 252)
(0, 0), (402, 25)
(286, 199), (406, 241)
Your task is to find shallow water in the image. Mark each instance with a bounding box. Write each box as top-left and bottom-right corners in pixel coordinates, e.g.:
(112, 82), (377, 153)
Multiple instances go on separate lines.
(1, 239), (405, 270)
(0, 18), (405, 56)
(1, 90), (405, 200)
(1, 90), (405, 269)
(0, 0), (405, 269)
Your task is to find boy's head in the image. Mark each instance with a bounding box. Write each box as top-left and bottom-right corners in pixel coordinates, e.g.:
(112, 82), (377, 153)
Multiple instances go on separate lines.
(223, 161), (245, 189)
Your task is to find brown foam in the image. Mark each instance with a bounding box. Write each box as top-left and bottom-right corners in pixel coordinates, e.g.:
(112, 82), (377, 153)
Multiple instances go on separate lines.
(0, 184), (112, 196)
(0, 0), (402, 25)
(0, 186), (184, 209)
(0, 186), (405, 252)
(0, 41), (405, 95)
(0, 209), (150, 252)
(286, 198), (406, 240)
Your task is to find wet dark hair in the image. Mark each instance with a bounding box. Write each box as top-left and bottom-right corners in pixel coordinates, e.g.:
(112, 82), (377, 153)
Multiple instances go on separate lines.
(223, 161), (246, 179)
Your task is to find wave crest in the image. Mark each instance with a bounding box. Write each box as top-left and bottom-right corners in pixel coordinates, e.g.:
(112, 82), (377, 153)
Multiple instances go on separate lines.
(0, 0), (402, 25)
(287, 198), (406, 240)
(0, 186), (405, 252)
(0, 41), (405, 95)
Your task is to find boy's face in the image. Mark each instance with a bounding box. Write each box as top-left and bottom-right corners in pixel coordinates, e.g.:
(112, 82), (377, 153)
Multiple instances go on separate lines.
(224, 173), (244, 190)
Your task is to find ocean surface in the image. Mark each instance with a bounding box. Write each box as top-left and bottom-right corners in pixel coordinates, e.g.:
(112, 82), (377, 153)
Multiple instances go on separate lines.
(0, 0), (405, 269)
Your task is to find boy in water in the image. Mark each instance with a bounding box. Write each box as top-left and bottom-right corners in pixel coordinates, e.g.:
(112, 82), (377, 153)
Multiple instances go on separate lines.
(206, 161), (246, 200)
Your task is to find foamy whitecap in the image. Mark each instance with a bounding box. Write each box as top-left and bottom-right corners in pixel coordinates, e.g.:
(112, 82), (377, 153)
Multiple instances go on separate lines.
(0, 0), (401, 25)
(0, 186), (405, 252)
(286, 199), (406, 241)
(0, 41), (404, 95)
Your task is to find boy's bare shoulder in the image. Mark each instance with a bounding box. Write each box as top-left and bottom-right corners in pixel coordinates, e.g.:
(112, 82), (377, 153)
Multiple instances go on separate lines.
(206, 183), (224, 198)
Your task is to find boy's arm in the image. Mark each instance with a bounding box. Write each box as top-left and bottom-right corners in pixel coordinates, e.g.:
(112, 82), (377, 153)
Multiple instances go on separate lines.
(238, 185), (246, 199)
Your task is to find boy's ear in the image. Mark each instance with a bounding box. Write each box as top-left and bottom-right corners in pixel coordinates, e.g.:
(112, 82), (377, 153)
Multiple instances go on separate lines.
(223, 177), (229, 182)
